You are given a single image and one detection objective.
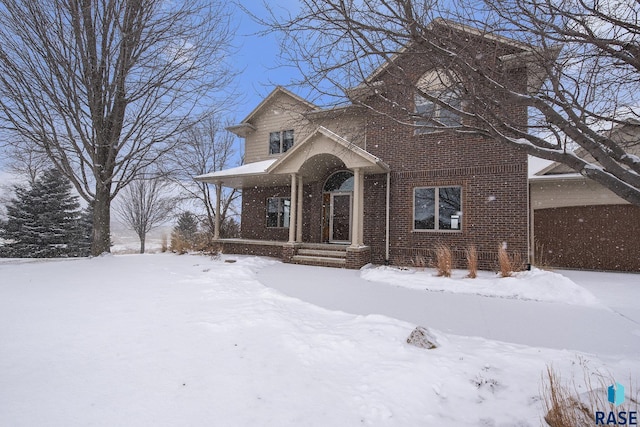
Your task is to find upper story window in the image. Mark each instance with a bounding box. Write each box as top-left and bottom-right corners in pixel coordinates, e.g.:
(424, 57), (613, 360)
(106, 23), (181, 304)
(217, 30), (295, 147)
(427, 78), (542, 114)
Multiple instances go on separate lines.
(269, 130), (294, 155)
(414, 186), (462, 231)
(415, 70), (461, 134)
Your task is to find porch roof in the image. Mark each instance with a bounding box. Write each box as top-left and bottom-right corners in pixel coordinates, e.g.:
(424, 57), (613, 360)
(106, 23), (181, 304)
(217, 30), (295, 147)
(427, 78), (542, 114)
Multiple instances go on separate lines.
(195, 126), (389, 188)
(194, 159), (285, 188)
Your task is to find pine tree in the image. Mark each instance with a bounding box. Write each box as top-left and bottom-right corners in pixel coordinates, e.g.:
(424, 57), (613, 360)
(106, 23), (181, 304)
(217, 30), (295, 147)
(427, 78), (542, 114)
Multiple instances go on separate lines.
(170, 211), (199, 252)
(0, 169), (90, 258)
(174, 211), (199, 242)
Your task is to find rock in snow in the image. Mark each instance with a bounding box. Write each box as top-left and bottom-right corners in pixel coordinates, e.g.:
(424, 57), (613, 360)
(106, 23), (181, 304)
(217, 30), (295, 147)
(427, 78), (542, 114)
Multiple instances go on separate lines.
(406, 326), (438, 349)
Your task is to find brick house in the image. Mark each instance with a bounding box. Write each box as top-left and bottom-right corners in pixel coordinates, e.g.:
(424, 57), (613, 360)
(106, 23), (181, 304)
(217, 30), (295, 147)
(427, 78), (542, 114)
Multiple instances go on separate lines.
(196, 19), (541, 270)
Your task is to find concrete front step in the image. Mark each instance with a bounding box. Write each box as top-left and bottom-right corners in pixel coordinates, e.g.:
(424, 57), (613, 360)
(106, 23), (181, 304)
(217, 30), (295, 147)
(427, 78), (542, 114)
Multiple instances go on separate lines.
(297, 243), (348, 251)
(297, 248), (347, 258)
(292, 255), (347, 267)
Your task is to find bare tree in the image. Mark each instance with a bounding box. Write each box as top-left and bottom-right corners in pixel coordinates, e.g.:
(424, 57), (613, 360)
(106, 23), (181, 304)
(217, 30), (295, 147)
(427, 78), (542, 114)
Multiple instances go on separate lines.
(0, 0), (236, 255)
(4, 139), (51, 187)
(162, 115), (240, 239)
(256, 0), (640, 206)
(115, 176), (175, 254)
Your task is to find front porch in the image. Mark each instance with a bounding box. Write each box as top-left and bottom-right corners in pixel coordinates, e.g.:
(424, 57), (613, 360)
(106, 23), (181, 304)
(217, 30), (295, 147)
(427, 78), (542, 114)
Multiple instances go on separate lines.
(196, 126), (389, 270)
(213, 239), (371, 269)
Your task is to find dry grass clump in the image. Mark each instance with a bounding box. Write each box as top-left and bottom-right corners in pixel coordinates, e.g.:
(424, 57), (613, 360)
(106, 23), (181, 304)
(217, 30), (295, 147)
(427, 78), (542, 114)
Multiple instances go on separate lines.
(466, 245), (478, 279)
(170, 232), (190, 254)
(497, 244), (525, 277)
(541, 364), (639, 427)
(411, 254), (428, 270)
(542, 366), (594, 426)
(497, 245), (513, 277)
(160, 234), (168, 253)
(435, 244), (453, 277)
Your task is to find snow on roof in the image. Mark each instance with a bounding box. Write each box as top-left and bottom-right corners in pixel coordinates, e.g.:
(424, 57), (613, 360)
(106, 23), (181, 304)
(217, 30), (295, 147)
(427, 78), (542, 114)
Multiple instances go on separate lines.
(527, 155), (554, 178)
(194, 159), (277, 181)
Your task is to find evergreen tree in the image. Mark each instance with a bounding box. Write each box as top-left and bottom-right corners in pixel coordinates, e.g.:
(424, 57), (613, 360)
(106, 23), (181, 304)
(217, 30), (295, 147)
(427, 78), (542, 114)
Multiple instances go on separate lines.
(174, 211), (199, 242)
(170, 211), (199, 252)
(0, 169), (89, 257)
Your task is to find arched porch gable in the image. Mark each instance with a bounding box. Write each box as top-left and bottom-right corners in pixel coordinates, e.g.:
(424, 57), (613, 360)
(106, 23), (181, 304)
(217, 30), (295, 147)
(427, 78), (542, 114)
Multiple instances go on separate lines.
(266, 126), (388, 176)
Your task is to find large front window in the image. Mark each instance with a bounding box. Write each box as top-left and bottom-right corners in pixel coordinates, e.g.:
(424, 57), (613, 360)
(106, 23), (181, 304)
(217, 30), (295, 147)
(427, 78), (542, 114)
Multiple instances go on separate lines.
(269, 130), (294, 155)
(266, 197), (291, 228)
(414, 186), (462, 231)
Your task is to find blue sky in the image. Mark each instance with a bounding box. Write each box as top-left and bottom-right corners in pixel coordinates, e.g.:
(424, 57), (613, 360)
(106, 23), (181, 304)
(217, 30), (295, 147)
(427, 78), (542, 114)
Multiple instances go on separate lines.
(229, 2), (303, 121)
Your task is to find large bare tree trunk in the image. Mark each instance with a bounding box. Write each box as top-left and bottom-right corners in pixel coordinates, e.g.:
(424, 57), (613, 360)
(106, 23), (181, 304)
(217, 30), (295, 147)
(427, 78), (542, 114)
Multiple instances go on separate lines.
(93, 184), (112, 256)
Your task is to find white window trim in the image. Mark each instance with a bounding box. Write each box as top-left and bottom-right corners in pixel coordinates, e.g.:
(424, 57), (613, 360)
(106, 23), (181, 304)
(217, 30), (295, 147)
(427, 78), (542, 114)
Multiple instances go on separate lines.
(412, 186), (463, 232)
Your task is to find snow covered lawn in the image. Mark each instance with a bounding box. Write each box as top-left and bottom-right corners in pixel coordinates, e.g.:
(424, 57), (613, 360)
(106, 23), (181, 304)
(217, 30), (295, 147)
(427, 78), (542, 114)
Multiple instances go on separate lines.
(0, 254), (638, 426)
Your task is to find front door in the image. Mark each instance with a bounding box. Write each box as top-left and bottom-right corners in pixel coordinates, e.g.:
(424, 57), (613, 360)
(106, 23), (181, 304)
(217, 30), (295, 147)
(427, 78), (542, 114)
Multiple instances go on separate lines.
(330, 193), (351, 243)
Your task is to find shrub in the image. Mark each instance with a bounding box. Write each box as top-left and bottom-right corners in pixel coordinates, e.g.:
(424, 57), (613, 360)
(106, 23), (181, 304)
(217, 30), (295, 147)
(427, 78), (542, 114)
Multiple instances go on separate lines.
(434, 244), (453, 277)
(497, 244), (526, 277)
(170, 231), (190, 254)
(498, 245), (513, 277)
(466, 245), (478, 279)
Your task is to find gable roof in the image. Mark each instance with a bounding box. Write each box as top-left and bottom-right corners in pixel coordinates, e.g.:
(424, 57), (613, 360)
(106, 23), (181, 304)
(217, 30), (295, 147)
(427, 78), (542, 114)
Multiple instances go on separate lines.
(532, 121), (640, 178)
(347, 18), (560, 100)
(226, 86), (320, 137)
(267, 126), (389, 177)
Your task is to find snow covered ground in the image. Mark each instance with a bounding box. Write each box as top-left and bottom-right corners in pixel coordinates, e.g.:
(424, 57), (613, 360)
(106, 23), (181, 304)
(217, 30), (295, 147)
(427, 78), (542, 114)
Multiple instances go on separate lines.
(0, 253), (638, 426)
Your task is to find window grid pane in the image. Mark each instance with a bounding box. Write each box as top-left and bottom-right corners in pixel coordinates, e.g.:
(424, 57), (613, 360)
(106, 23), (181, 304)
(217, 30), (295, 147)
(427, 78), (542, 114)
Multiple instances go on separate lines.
(269, 132), (281, 154)
(438, 187), (462, 230)
(414, 188), (435, 230)
(282, 130), (294, 152)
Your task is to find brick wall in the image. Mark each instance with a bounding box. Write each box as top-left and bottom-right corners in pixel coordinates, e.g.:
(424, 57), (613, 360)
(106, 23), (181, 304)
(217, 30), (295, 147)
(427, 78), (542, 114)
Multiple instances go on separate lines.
(241, 186), (290, 241)
(359, 44), (530, 270)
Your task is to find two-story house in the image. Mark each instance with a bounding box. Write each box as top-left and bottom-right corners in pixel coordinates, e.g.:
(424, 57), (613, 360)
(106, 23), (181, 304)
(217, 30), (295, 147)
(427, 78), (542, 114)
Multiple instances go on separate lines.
(196, 19), (539, 270)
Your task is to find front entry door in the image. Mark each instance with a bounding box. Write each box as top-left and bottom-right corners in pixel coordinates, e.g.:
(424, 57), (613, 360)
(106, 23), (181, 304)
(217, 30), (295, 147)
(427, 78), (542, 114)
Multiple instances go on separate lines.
(330, 193), (351, 243)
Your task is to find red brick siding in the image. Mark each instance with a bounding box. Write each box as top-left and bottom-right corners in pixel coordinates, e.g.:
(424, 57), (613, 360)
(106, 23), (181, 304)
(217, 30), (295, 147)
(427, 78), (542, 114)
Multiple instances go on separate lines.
(241, 186), (290, 241)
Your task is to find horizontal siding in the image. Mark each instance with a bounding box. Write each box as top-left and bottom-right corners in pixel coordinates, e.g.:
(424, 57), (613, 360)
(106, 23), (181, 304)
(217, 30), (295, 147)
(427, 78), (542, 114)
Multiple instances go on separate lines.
(531, 177), (627, 209)
(243, 93), (368, 164)
(244, 93), (314, 164)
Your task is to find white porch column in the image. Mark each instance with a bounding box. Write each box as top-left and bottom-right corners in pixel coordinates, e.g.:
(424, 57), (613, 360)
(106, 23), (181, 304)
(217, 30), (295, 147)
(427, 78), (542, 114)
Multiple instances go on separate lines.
(296, 175), (303, 243)
(351, 168), (362, 247)
(214, 182), (222, 240)
(288, 173), (297, 243)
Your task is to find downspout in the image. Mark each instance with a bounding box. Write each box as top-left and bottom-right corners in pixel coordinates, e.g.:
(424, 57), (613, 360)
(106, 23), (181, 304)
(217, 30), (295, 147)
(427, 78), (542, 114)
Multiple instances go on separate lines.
(385, 171), (390, 264)
(528, 180), (534, 269)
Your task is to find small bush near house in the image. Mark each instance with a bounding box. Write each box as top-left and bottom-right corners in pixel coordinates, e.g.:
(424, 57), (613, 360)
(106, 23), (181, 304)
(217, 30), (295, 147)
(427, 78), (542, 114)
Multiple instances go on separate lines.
(466, 245), (478, 279)
(497, 245), (525, 277)
(434, 244), (453, 277)
(498, 245), (513, 277)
